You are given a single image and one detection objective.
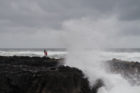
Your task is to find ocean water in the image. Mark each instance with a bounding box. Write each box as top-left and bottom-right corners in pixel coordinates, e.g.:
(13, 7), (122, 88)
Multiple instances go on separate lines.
(0, 48), (140, 62)
(0, 48), (66, 59)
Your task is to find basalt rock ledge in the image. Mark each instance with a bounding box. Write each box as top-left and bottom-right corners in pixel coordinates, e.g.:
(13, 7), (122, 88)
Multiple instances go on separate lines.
(0, 56), (91, 93)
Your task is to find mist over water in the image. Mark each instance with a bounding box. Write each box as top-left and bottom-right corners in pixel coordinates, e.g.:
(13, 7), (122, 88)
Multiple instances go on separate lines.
(63, 17), (140, 93)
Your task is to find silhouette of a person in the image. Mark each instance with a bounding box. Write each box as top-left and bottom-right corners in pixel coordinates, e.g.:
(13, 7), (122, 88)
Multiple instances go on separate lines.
(44, 49), (48, 56)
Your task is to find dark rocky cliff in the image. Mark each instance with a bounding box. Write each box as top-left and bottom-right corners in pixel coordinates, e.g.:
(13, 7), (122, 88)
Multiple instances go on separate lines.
(0, 56), (91, 93)
(107, 58), (140, 85)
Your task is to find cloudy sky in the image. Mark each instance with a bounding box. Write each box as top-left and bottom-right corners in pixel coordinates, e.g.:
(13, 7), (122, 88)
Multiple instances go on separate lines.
(0, 0), (140, 48)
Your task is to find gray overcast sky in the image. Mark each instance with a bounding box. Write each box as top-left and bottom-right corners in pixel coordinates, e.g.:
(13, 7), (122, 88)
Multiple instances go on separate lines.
(0, 0), (140, 48)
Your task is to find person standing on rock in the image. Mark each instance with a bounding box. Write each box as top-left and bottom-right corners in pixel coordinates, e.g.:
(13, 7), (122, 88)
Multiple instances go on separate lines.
(44, 49), (48, 57)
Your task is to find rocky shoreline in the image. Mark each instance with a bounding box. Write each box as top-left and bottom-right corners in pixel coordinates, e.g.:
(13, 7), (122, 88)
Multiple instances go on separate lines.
(0, 56), (92, 93)
(107, 58), (140, 85)
(0, 56), (140, 93)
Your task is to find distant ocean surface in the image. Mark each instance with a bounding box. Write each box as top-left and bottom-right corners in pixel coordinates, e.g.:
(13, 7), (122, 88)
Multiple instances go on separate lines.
(0, 48), (66, 59)
(0, 48), (140, 62)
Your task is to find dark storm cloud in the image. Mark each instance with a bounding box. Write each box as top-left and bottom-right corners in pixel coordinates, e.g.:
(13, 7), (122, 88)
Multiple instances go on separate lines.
(0, 0), (139, 31)
(0, 0), (140, 48)
(117, 0), (140, 21)
(0, 0), (117, 31)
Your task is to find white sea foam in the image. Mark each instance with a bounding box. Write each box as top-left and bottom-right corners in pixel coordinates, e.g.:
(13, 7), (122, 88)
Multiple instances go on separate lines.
(63, 17), (140, 93)
(99, 51), (140, 62)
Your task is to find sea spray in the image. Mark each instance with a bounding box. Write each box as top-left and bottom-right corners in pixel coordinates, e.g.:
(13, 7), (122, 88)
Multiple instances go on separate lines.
(62, 17), (140, 93)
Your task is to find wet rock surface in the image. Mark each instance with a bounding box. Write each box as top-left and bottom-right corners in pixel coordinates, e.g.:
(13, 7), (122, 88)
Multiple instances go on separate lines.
(108, 58), (140, 85)
(0, 56), (91, 93)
